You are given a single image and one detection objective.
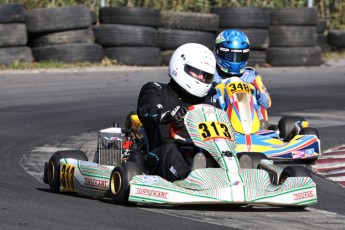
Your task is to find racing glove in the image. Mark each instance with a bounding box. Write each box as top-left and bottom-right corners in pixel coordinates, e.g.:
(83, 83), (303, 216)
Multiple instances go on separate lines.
(160, 106), (187, 124)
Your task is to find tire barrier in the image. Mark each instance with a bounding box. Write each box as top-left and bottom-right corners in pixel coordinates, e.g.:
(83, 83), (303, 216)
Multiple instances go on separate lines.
(0, 3), (343, 67)
(316, 19), (331, 52)
(158, 11), (218, 66)
(328, 30), (345, 50)
(212, 7), (271, 67)
(27, 5), (103, 63)
(95, 6), (161, 66)
(267, 7), (321, 66)
(0, 4), (33, 66)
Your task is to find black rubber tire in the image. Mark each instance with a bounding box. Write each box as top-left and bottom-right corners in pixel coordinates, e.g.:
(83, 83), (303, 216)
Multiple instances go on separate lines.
(0, 47), (33, 66)
(46, 150), (88, 193)
(279, 165), (312, 209)
(93, 24), (157, 47)
(217, 28), (269, 49)
(271, 8), (318, 25)
(269, 26), (316, 47)
(278, 116), (306, 141)
(160, 11), (219, 31)
(32, 44), (104, 63)
(317, 33), (331, 52)
(211, 7), (271, 29)
(316, 19), (327, 33)
(157, 28), (215, 50)
(30, 28), (95, 47)
(279, 166), (311, 184)
(90, 10), (97, 25)
(99, 7), (160, 27)
(160, 50), (174, 66)
(26, 5), (92, 33)
(109, 162), (142, 204)
(0, 24), (27, 47)
(247, 50), (267, 67)
(300, 127), (320, 139)
(266, 47), (322, 67)
(0, 3), (25, 23)
(327, 30), (345, 48)
(104, 47), (161, 66)
(237, 152), (268, 169)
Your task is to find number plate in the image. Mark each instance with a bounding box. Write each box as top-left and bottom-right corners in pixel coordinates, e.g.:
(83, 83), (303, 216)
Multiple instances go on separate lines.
(60, 163), (76, 192)
(198, 121), (232, 141)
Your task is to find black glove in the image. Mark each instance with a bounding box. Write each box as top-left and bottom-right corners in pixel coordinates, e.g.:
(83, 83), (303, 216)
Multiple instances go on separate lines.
(160, 106), (187, 124)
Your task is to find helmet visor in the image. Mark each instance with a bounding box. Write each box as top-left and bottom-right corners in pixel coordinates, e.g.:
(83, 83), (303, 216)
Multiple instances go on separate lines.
(216, 48), (250, 63)
(184, 64), (214, 84)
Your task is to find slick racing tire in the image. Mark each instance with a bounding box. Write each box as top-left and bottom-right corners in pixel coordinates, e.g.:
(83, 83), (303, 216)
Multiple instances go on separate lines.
(110, 162), (142, 205)
(237, 152), (268, 169)
(279, 166), (312, 184)
(45, 150), (88, 193)
(278, 166), (312, 210)
(278, 116), (306, 142)
(299, 127), (320, 138)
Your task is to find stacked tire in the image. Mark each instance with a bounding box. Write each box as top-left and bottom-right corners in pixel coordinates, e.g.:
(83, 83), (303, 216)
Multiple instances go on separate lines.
(267, 8), (322, 66)
(159, 11), (219, 65)
(94, 7), (161, 66)
(316, 19), (331, 52)
(327, 30), (345, 51)
(0, 4), (33, 66)
(211, 7), (271, 67)
(27, 5), (103, 63)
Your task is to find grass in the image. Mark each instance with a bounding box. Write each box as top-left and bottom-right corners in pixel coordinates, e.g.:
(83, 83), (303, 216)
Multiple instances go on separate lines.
(0, 58), (121, 70)
(1, 51), (344, 70)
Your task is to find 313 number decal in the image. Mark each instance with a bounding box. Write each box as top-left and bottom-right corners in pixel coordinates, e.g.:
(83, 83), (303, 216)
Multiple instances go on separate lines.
(60, 163), (76, 191)
(198, 121), (232, 140)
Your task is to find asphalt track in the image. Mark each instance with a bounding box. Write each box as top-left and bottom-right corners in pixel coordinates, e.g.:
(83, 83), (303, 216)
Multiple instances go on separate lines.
(1, 63), (345, 229)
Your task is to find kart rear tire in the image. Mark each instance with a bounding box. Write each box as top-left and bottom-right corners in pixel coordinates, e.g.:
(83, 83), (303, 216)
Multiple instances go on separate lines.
(279, 166), (311, 185)
(237, 152), (268, 169)
(110, 162), (142, 205)
(278, 116), (306, 141)
(46, 150), (88, 193)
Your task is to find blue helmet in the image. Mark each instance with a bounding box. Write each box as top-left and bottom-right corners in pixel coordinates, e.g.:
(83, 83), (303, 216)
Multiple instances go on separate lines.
(214, 29), (250, 75)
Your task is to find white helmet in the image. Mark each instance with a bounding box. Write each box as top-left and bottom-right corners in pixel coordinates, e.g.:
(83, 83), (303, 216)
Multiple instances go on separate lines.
(168, 43), (216, 98)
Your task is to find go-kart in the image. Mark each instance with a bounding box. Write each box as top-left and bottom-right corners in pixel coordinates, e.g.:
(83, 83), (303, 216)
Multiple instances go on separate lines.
(215, 77), (321, 163)
(43, 104), (317, 208)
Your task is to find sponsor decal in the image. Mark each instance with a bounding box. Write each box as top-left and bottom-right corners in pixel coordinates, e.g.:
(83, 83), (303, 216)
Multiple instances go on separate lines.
(135, 188), (168, 199)
(292, 150), (306, 159)
(232, 181), (240, 185)
(293, 190), (314, 200)
(220, 47), (229, 51)
(305, 148), (315, 156)
(84, 177), (108, 188)
(143, 176), (159, 185)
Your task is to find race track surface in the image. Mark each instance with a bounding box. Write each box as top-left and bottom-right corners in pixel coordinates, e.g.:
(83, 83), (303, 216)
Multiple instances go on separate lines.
(1, 64), (345, 229)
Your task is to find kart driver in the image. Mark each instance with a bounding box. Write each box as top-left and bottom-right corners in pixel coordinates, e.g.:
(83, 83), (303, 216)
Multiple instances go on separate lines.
(137, 43), (217, 182)
(212, 29), (271, 129)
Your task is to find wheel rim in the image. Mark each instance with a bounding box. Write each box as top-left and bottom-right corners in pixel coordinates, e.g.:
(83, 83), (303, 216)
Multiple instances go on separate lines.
(47, 161), (55, 184)
(111, 171), (122, 195)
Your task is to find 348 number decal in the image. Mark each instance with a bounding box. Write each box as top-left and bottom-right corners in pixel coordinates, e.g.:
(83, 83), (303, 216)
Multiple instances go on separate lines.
(226, 82), (251, 95)
(198, 121), (232, 140)
(60, 163), (76, 191)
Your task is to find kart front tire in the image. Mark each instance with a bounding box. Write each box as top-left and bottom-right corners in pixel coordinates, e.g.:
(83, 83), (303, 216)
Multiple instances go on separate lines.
(278, 166), (311, 185)
(110, 162), (142, 205)
(237, 152), (268, 169)
(278, 116), (306, 141)
(46, 150), (88, 193)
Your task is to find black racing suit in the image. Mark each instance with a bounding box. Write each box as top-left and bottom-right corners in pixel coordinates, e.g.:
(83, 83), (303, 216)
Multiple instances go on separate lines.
(137, 79), (215, 182)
